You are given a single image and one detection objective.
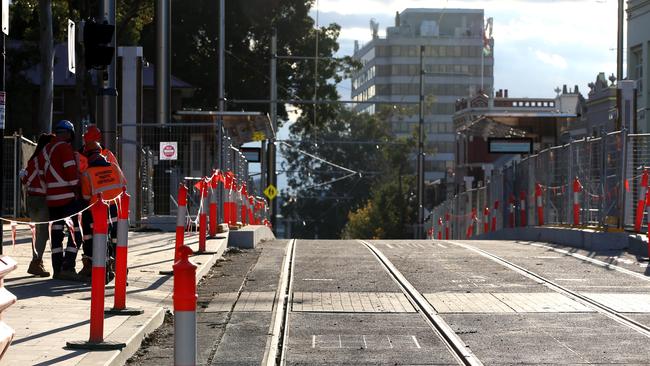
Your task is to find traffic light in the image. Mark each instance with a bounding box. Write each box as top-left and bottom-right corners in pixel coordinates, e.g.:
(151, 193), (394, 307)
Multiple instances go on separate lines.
(83, 21), (115, 69)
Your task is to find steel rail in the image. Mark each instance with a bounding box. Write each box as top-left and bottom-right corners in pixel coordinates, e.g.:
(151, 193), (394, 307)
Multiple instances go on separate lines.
(447, 240), (650, 338)
(359, 240), (483, 366)
(262, 239), (297, 366)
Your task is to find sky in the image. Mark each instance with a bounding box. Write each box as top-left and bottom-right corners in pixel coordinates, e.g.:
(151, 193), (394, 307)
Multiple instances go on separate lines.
(311, 0), (621, 99)
(258, 0), (624, 193)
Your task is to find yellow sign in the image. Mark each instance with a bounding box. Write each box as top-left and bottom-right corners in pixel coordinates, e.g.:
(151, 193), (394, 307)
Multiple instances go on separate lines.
(263, 184), (278, 200)
(252, 131), (266, 141)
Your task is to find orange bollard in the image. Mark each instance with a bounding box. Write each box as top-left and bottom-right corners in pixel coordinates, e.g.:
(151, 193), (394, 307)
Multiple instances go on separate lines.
(536, 183), (544, 226)
(646, 189), (650, 258)
(198, 178), (208, 253)
(174, 245), (197, 365)
(483, 207), (490, 233)
(209, 172), (218, 237)
(492, 200), (499, 232)
(176, 184), (188, 262)
(106, 189), (143, 316)
(224, 171), (235, 226)
(240, 183), (248, 225)
(573, 177), (582, 226)
(437, 217), (443, 240)
(635, 169), (648, 232)
(466, 208), (477, 239)
(519, 191), (527, 227)
(67, 196), (126, 350)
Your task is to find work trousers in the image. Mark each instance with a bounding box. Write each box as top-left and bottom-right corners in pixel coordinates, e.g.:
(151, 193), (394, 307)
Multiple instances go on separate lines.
(48, 200), (83, 274)
(81, 204), (118, 260)
(26, 195), (49, 261)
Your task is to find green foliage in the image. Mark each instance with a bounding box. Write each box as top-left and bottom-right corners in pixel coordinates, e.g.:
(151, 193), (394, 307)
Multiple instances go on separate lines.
(139, 0), (356, 120)
(281, 107), (416, 239)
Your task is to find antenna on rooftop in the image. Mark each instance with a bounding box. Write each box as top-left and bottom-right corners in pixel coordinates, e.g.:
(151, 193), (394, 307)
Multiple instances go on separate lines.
(369, 19), (379, 39)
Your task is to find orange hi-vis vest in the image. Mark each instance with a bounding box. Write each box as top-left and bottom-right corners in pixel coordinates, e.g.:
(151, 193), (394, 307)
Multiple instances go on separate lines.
(81, 163), (126, 204)
(77, 148), (119, 174)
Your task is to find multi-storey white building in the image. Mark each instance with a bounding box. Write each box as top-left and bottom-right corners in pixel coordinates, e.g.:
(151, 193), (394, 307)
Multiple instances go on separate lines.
(628, 0), (650, 133)
(351, 8), (494, 181)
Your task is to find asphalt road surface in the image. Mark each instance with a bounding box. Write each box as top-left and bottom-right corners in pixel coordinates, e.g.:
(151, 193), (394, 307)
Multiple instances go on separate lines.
(130, 239), (650, 365)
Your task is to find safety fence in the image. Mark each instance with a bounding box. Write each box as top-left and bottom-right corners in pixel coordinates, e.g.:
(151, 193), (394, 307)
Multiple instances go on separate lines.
(428, 131), (650, 239)
(2, 134), (36, 218)
(117, 122), (259, 225)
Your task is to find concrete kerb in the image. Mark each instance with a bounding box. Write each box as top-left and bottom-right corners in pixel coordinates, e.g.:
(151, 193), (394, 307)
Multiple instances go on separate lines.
(1, 231), (229, 366)
(474, 227), (648, 256)
(228, 225), (275, 249)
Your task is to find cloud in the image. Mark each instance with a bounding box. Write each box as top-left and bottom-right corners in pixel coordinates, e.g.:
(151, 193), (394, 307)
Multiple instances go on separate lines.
(534, 50), (568, 69)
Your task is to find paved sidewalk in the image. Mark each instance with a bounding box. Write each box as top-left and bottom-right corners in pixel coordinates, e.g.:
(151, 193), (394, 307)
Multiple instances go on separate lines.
(0, 229), (228, 366)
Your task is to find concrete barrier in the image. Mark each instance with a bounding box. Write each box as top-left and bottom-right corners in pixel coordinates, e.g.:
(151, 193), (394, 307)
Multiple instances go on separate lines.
(475, 226), (648, 255)
(228, 225), (275, 249)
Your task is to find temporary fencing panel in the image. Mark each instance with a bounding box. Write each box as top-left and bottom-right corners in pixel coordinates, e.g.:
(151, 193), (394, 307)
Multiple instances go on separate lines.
(431, 129), (650, 236)
(2, 135), (36, 219)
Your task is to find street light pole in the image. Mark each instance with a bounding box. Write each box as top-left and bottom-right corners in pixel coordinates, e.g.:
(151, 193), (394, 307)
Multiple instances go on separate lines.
(217, 0), (225, 223)
(417, 45), (425, 239)
(269, 30), (278, 229)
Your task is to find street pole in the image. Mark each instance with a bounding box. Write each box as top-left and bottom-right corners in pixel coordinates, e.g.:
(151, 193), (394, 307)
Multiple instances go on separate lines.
(417, 45), (425, 239)
(0, 16), (5, 255)
(616, 0), (624, 84)
(155, 0), (170, 126)
(217, 0), (225, 223)
(99, 0), (117, 151)
(269, 30), (278, 229)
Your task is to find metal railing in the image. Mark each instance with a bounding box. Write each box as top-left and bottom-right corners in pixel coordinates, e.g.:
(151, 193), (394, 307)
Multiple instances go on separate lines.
(429, 131), (650, 238)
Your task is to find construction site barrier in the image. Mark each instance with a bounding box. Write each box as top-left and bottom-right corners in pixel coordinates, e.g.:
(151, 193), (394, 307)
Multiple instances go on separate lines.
(198, 178), (208, 253)
(67, 197), (126, 350)
(0, 256), (17, 360)
(106, 189), (143, 316)
(174, 245), (197, 366)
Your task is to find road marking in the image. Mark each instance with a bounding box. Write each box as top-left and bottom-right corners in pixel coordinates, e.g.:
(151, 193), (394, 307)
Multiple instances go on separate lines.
(437, 243), (448, 249)
(312, 335), (315, 348)
(385, 243), (394, 249)
(412, 335), (421, 349)
(303, 278), (333, 281)
(292, 292), (416, 313)
(362, 335), (367, 349)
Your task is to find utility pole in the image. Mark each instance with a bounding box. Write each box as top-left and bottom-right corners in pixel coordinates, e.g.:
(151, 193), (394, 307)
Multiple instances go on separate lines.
(417, 45), (425, 239)
(269, 30), (278, 229)
(155, 0), (170, 126)
(0, 1), (6, 255)
(616, 0), (624, 83)
(217, 0), (225, 223)
(99, 0), (117, 151)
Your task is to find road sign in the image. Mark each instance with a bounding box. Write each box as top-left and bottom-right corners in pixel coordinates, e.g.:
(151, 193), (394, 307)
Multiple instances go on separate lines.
(264, 184), (277, 201)
(159, 141), (177, 160)
(241, 147), (261, 162)
(252, 131), (266, 141)
(68, 20), (75, 74)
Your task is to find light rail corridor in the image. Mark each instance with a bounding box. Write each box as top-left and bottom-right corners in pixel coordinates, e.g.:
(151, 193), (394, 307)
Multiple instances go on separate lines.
(371, 239), (650, 365)
(264, 239), (483, 366)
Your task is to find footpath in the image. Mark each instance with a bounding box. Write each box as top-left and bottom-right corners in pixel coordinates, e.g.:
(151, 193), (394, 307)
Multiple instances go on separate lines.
(0, 229), (228, 366)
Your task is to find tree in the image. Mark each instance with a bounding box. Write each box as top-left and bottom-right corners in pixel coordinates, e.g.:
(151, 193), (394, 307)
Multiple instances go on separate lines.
(280, 107), (415, 239)
(138, 0), (355, 121)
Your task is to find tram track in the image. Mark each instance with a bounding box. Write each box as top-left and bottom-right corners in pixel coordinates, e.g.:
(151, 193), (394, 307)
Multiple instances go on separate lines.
(359, 240), (483, 366)
(446, 240), (650, 339)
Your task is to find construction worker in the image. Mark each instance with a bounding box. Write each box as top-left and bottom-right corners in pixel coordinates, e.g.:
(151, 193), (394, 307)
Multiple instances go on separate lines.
(42, 120), (84, 281)
(20, 133), (54, 277)
(79, 141), (127, 281)
(77, 125), (123, 268)
(78, 125), (119, 173)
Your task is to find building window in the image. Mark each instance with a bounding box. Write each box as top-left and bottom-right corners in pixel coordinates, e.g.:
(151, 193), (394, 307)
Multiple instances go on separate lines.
(53, 89), (64, 114)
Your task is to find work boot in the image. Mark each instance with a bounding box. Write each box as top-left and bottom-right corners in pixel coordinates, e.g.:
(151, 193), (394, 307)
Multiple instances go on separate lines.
(53, 269), (86, 282)
(27, 259), (50, 277)
(78, 257), (92, 278)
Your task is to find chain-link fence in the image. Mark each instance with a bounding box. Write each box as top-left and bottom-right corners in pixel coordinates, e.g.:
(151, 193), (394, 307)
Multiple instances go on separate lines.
(117, 122), (265, 226)
(429, 131), (650, 239)
(2, 134), (36, 218)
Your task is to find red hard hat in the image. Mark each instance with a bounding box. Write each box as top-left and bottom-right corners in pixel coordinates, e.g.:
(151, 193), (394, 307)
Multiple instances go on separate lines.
(83, 125), (102, 144)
